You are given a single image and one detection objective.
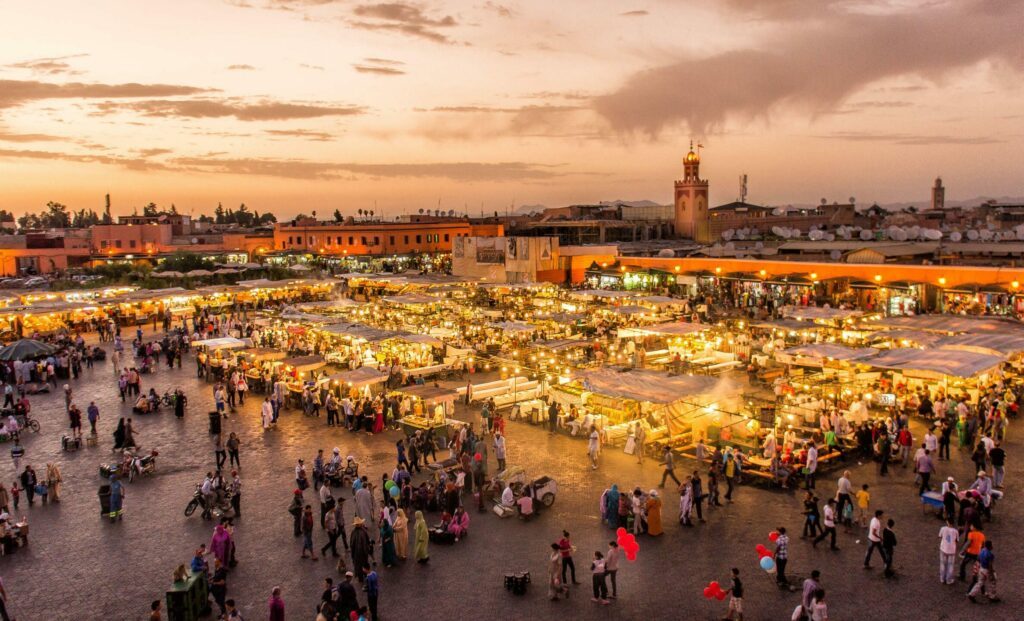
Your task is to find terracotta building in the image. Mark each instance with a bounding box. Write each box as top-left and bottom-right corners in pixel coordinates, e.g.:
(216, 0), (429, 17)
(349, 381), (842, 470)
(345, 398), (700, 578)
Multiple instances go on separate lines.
(272, 219), (503, 256)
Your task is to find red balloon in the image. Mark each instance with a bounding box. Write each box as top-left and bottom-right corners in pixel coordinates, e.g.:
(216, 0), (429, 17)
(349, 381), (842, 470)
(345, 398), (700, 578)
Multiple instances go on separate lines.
(616, 527), (627, 538)
(715, 591), (727, 601)
(625, 550), (637, 561)
(709, 581), (720, 591)
(768, 531), (780, 542)
(703, 587), (713, 599)
(758, 550), (773, 559)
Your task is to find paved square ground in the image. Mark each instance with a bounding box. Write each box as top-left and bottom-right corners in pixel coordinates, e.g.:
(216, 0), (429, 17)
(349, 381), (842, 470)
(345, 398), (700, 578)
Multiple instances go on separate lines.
(0, 339), (1017, 621)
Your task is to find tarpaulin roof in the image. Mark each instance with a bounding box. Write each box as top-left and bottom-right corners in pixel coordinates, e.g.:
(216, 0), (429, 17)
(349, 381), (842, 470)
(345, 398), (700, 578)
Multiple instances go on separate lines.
(936, 333), (1024, 357)
(867, 348), (1004, 379)
(749, 319), (821, 332)
(866, 329), (943, 347)
(281, 355), (326, 372)
(321, 366), (389, 388)
(636, 295), (685, 306)
(866, 315), (1024, 335)
(780, 305), (863, 321)
(781, 343), (878, 362)
(617, 321), (710, 338)
(605, 305), (651, 316)
(321, 322), (404, 342)
(382, 293), (438, 305)
(491, 321), (537, 334)
(572, 289), (637, 299)
(237, 347), (287, 362)
(194, 337), (246, 350)
(393, 384), (458, 405)
(534, 338), (589, 352)
(575, 368), (720, 404)
(400, 333), (444, 347)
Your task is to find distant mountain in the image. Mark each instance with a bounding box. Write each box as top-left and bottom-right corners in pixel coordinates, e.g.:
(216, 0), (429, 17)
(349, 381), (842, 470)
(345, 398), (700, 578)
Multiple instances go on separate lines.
(513, 203), (547, 215)
(598, 199), (663, 207)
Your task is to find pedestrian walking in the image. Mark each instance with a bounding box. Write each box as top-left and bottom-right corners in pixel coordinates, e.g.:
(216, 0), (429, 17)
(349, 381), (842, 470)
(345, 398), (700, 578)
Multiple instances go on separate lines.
(967, 540), (998, 603)
(301, 505), (319, 560)
(723, 567), (744, 621)
(590, 551), (609, 605)
(938, 519), (958, 585)
(10, 440), (24, 472)
(882, 518), (897, 578)
(548, 543), (569, 600)
(214, 434), (227, 470)
(558, 530), (580, 585)
(365, 566), (379, 620)
(605, 541), (620, 599)
(587, 426), (600, 470)
(774, 527), (790, 587)
(268, 586), (285, 621)
(658, 446), (681, 488)
(864, 510), (885, 568)
(87, 401), (100, 435)
(226, 432), (240, 468)
(813, 499), (839, 550)
(229, 470), (241, 518)
(634, 421), (646, 465)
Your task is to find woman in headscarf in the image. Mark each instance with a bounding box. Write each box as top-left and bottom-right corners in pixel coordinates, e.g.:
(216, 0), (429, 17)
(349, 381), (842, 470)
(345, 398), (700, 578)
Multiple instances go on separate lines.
(413, 510), (429, 564)
(678, 477), (693, 526)
(603, 484), (620, 528)
(393, 508), (409, 560)
(123, 418), (137, 449)
(447, 506), (469, 541)
(112, 418), (126, 451)
(646, 489), (663, 536)
(210, 522), (233, 566)
(379, 515), (398, 567)
(46, 463), (63, 502)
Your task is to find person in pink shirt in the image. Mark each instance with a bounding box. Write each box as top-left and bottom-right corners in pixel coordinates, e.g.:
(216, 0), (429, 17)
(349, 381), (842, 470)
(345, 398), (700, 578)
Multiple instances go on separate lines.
(268, 586), (284, 621)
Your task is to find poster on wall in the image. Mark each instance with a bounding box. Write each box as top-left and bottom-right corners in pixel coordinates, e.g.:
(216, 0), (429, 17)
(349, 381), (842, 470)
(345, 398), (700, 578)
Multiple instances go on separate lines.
(476, 237), (505, 264)
(507, 237), (529, 261)
(453, 236), (465, 258)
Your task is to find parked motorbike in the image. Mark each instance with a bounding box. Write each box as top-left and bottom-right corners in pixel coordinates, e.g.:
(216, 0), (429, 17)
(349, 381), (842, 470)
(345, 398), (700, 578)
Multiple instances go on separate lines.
(185, 484), (235, 520)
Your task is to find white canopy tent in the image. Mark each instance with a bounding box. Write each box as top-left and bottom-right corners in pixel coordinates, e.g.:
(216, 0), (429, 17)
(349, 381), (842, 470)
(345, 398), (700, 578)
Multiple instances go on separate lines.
(491, 321), (537, 334)
(780, 305), (863, 322)
(617, 321), (710, 339)
(575, 368), (720, 404)
(193, 337), (247, 351)
(776, 343), (878, 367)
(320, 366), (389, 389)
(867, 348), (1004, 379)
(935, 333), (1024, 358)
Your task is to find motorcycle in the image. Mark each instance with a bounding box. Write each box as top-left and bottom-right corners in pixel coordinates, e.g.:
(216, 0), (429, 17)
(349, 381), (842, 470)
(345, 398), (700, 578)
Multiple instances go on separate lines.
(99, 449), (158, 482)
(185, 484), (235, 520)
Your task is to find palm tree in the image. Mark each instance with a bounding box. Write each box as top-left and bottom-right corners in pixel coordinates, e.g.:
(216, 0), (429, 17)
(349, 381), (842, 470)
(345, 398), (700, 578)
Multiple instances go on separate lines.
(357, 208), (363, 220)
(369, 210), (375, 220)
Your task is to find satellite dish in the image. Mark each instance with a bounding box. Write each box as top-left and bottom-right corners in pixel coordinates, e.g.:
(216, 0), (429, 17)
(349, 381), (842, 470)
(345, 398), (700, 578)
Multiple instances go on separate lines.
(736, 230), (747, 240)
(1017, 229), (1024, 241)
(849, 196), (856, 204)
(980, 229), (994, 241)
(966, 230), (979, 241)
(657, 249), (675, 258)
(924, 229), (942, 240)
(722, 229), (735, 241)
(908, 226), (921, 239)
(830, 250), (842, 260)
(860, 229), (873, 241)
(750, 227), (760, 237)
(893, 229), (908, 242)
(808, 229), (823, 241)
(771, 226), (784, 237)
(950, 231), (962, 242)
(825, 233), (835, 242)
(191, 237), (199, 244)
(755, 241), (764, 249)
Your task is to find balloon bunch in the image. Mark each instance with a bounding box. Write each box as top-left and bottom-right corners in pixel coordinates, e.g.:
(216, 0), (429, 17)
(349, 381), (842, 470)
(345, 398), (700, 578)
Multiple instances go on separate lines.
(755, 532), (777, 572)
(615, 527), (640, 561)
(702, 581), (727, 601)
(385, 480), (400, 498)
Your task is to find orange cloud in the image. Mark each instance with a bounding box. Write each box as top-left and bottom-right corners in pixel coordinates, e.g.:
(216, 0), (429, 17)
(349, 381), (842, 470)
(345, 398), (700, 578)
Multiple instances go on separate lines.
(94, 99), (365, 121)
(0, 79), (209, 110)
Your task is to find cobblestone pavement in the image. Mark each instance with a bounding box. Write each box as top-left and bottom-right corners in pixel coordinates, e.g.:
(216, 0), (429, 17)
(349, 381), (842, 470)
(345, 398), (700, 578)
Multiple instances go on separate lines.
(0, 337), (1018, 620)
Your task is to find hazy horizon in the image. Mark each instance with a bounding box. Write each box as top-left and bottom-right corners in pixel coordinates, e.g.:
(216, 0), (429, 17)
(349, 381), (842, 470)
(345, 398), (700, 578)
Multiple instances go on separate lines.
(1, 0), (1022, 219)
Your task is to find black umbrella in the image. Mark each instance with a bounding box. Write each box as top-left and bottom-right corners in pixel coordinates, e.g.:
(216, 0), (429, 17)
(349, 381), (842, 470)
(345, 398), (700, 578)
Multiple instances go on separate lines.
(0, 339), (57, 361)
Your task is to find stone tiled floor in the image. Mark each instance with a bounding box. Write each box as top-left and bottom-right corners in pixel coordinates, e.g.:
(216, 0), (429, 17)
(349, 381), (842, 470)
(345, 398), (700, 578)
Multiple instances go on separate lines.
(0, 337), (1017, 620)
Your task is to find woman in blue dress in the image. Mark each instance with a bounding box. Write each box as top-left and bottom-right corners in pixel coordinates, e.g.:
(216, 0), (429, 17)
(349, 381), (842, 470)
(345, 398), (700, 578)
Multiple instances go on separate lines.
(109, 474), (124, 521)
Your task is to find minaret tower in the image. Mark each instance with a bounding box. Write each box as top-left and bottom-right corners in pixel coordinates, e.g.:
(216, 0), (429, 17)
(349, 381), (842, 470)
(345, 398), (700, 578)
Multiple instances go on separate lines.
(674, 141), (709, 239)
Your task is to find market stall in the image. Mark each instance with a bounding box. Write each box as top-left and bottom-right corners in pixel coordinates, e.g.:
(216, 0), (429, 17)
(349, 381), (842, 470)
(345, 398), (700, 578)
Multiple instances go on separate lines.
(394, 385), (461, 436)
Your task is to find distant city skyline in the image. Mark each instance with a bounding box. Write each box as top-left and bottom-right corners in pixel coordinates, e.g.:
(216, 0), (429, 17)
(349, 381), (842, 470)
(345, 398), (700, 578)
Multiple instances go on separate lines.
(1, 0), (1021, 218)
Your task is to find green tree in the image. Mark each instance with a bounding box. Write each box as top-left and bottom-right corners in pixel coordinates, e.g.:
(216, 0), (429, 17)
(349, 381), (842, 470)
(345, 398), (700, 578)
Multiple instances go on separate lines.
(103, 194), (112, 224)
(333, 209), (343, 222)
(214, 202), (225, 224)
(143, 202), (159, 217)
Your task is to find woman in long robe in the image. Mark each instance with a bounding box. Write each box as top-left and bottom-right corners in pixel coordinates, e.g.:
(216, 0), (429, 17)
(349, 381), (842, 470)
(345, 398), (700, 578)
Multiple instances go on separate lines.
(603, 485), (620, 528)
(113, 418), (126, 451)
(393, 509), (409, 560)
(210, 523), (232, 566)
(108, 475), (124, 520)
(380, 518), (398, 567)
(46, 463), (62, 502)
(349, 518), (373, 578)
(646, 489), (663, 536)
(413, 510), (429, 563)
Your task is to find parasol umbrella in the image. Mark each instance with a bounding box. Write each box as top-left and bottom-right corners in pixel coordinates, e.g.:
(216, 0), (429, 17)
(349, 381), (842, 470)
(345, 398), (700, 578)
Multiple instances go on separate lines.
(0, 339), (57, 361)
(154, 270), (184, 278)
(214, 268), (238, 275)
(187, 269), (214, 277)
(288, 264), (311, 272)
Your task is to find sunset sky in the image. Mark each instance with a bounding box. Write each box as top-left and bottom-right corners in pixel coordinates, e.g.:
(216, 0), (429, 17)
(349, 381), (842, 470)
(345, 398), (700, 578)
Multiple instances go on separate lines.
(1, 0), (1022, 219)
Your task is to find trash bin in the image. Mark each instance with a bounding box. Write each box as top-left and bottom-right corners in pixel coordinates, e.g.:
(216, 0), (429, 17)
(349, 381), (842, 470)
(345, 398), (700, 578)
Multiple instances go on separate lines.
(208, 411), (221, 435)
(98, 485), (111, 516)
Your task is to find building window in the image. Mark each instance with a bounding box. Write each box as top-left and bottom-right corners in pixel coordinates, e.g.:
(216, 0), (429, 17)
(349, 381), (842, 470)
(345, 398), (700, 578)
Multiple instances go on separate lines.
(349, 237), (354, 245)
(444, 234), (449, 242)
(336, 236), (342, 245)
(129, 240), (136, 248)
(416, 235), (422, 244)
(389, 236), (395, 245)
(373, 236), (379, 245)
(115, 240), (122, 249)
(360, 236), (367, 245)
(288, 236), (293, 245)
(404, 235), (409, 244)
(100, 240), (108, 248)
(309, 236), (315, 245)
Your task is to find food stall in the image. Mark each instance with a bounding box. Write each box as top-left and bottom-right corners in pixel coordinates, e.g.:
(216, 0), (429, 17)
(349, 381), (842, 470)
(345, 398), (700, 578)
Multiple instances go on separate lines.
(394, 384), (461, 436)
(319, 366), (390, 400)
